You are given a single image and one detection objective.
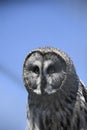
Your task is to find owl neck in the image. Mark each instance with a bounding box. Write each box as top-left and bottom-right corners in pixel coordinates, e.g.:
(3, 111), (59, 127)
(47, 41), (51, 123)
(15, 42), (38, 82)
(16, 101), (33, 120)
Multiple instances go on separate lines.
(28, 85), (78, 109)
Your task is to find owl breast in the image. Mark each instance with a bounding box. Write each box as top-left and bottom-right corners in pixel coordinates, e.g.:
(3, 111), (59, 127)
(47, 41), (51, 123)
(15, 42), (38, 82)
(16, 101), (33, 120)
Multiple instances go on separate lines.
(27, 93), (76, 130)
(27, 91), (87, 130)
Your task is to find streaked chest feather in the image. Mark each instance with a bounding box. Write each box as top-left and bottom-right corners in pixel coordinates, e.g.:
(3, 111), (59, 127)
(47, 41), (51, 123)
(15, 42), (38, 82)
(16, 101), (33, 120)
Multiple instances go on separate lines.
(27, 96), (87, 130)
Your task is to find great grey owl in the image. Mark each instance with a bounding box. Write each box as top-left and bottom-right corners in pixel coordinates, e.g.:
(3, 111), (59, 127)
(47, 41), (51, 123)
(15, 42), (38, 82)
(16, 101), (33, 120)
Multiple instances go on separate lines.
(23, 47), (87, 130)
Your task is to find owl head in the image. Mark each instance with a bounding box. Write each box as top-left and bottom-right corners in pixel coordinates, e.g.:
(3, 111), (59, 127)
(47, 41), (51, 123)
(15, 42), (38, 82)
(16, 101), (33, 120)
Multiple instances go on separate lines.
(23, 47), (79, 95)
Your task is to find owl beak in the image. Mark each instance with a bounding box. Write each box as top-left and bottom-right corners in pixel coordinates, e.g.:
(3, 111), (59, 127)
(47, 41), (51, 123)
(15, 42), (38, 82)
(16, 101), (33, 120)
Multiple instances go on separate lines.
(40, 75), (46, 95)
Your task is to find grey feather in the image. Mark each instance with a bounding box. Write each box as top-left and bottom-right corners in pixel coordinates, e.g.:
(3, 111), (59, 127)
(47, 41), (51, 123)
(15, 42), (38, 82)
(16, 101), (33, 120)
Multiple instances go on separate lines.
(23, 47), (87, 130)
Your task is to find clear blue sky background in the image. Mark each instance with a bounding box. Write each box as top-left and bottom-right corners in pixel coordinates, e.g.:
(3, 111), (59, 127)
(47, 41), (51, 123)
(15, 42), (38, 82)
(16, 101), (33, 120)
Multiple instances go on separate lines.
(0, 1), (87, 130)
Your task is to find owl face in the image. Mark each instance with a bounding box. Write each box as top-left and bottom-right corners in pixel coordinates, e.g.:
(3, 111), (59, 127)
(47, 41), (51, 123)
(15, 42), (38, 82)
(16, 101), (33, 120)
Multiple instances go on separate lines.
(23, 51), (66, 95)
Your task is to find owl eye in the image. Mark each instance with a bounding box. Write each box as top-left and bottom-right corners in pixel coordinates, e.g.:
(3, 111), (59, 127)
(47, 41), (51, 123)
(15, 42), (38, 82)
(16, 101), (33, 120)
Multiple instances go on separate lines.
(32, 65), (39, 74)
(47, 65), (56, 74)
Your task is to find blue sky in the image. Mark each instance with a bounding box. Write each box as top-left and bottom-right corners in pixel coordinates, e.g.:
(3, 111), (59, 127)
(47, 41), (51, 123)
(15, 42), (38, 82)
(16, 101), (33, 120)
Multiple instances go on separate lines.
(0, 1), (87, 130)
